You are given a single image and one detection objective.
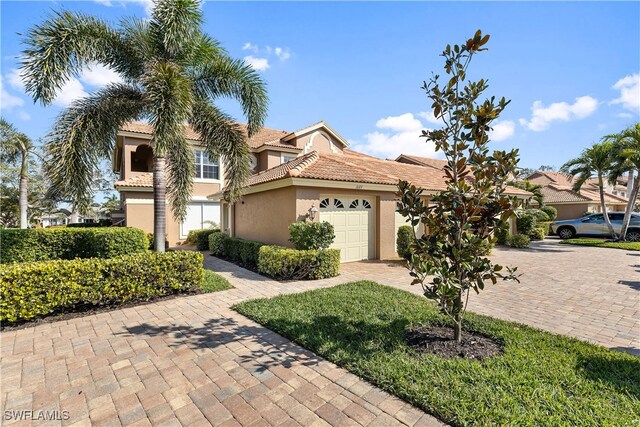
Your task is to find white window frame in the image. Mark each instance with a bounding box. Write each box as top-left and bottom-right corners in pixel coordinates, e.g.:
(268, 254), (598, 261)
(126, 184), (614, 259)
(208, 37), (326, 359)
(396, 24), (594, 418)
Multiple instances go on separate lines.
(281, 153), (297, 164)
(194, 149), (220, 181)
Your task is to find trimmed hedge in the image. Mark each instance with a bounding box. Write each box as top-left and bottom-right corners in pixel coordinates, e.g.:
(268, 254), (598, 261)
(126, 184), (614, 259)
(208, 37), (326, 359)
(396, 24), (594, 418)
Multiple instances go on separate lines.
(529, 227), (546, 241)
(0, 228), (148, 263)
(508, 234), (530, 248)
(257, 246), (340, 280)
(186, 228), (220, 251)
(396, 225), (414, 260)
(209, 232), (229, 257)
(208, 234), (265, 268)
(0, 251), (204, 323)
(538, 221), (552, 236)
(288, 221), (335, 250)
(540, 206), (558, 221)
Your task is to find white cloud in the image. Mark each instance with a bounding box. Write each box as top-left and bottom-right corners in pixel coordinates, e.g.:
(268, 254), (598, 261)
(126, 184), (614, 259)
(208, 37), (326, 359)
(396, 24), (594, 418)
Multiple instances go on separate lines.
(616, 112), (634, 119)
(94, 0), (153, 15)
(489, 120), (515, 142)
(242, 42), (258, 53)
(274, 47), (291, 61)
(376, 112), (423, 132)
(0, 77), (24, 110)
(94, 0), (113, 5)
(7, 69), (24, 91)
(243, 56), (270, 72)
(53, 78), (89, 107)
(80, 63), (123, 87)
(417, 110), (445, 126)
(519, 96), (598, 131)
(610, 73), (640, 113)
(350, 113), (440, 159)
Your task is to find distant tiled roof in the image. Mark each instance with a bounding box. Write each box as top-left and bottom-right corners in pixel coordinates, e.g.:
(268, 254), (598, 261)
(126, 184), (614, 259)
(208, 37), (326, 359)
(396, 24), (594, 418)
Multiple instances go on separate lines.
(119, 121), (295, 150)
(528, 171), (629, 204)
(245, 150), (531, 196)
(114, 173), (153, 188)
(395, 154), (448, 169)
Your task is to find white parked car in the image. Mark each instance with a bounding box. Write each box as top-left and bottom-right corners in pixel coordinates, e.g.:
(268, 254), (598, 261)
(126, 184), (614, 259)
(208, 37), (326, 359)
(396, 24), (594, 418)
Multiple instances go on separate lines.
(551, 212), (640, 241)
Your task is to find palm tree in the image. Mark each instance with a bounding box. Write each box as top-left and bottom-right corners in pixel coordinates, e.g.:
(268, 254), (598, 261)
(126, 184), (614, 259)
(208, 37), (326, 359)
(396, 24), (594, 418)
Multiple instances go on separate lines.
(0, 118), (34, 229)
(606, 123), (640, 241)
(20, 0), (268, 251)
(509, 179), (544, 208)
(560, 142), (617, 239)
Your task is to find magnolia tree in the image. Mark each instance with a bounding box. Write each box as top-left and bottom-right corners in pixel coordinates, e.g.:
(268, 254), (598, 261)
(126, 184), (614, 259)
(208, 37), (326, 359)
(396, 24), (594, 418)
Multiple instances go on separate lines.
(397, 30), (521, 342)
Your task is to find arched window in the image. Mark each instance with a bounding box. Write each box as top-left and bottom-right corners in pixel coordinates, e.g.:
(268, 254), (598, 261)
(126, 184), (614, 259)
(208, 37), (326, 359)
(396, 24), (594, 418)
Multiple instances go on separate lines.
(362, 200), (372, 209)
(320, 198), (330, 208)
(349, 200), (359, 209)
(130, 144), (153, 172)
(334, 199), (344, 209)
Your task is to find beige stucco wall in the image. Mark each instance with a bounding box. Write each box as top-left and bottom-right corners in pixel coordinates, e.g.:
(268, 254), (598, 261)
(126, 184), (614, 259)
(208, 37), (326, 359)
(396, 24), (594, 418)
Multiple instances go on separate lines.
(121, 191), (186, 246)
(233, 187), (297, 247)
(294, 131), (344, 154)
(551, 203), (593, 220)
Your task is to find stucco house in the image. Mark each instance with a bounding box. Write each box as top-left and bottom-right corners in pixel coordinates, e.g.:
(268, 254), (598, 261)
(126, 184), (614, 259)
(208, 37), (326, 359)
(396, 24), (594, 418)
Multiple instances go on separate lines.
(113, 120), (530, 260)
(527, 171), (629, 220)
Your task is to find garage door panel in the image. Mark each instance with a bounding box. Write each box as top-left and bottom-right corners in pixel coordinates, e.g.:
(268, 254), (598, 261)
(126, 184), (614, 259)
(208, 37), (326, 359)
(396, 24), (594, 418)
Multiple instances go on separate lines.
(320, 196), (374, 263)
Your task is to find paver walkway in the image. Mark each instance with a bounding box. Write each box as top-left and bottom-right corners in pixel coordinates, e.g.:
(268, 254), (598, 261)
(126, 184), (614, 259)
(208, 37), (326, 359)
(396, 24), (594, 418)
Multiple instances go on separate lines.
(1, 239), (637, 426)
(1, 262), (443, 426)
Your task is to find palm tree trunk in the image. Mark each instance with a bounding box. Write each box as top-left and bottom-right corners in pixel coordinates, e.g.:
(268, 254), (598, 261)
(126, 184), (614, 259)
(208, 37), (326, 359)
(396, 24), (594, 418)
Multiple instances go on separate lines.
(598, 175), (617, 239)
(19, 150), (28, 229)
(620, 171), (640, 241)
(153, 155), (167, 252)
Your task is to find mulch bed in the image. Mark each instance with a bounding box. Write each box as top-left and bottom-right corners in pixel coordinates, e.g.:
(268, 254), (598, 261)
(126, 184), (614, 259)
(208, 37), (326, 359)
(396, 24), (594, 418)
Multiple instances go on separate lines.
(405, 325), (503, 360)
(1, 290), (203, 332)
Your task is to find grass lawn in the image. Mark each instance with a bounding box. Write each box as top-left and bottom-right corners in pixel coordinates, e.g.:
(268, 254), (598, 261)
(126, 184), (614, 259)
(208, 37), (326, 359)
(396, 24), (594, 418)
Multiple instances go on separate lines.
(203, 269), (232, 292)
(559, 238), (640, 251)
(234, 282), (640, 426)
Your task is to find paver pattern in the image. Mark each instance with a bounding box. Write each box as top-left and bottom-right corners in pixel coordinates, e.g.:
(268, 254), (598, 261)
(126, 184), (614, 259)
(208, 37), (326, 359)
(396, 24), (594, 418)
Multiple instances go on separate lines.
(339, 239), (640, 354)
(1, 239), (637, 426)
(1, 261), (443, 426)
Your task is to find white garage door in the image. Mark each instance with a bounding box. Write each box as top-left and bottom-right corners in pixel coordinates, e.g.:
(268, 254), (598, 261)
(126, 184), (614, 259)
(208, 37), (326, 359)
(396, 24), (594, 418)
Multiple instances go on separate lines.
(180, 202), (220, 238)
(320, 196), (375, 263)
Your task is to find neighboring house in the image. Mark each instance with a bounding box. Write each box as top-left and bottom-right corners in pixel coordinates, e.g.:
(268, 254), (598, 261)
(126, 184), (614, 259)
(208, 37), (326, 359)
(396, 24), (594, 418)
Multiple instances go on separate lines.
(113, 121), (349, 245)
(527, 171), (628, 220)
(211, 136), (530, 263)
(39, 208), (98, 227)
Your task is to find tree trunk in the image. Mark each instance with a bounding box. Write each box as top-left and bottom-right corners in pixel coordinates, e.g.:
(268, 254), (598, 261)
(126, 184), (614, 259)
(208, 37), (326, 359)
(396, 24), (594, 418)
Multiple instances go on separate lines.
(453, 291), (463, 342)
(153, 155), (167, 252)
(620, 171), (640, 241)
(19, 151), (28, 229)
(598, 175), (617, 239)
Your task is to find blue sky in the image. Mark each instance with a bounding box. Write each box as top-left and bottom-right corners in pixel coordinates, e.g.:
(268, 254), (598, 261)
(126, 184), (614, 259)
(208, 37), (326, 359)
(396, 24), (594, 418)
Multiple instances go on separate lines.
(1, 1), (639, 171)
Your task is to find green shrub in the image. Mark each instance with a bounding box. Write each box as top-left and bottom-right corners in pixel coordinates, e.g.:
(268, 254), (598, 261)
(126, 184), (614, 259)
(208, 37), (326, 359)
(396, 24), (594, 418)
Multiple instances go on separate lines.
(209, 232), (229, 257)
(66, 222), (103, 228)
(0, 251), (203, 323)
(186, 228), (220, 250)
(225, 238), (265, 267)
(537, 221), (552, 236)
(529, 227), (546, 241)
(147, 233), (169, 250)
(526, 208), (550, 222)
(288, 221), (335, 250)
(495, 226), (510, 246)
(540, 206), (558, 221)
(257, 246), (340, 280)
(516, 212), (537, 235)
(396, 225), (415, 259)
(0, 228), (148, 263)
(507, 234), (530, 248)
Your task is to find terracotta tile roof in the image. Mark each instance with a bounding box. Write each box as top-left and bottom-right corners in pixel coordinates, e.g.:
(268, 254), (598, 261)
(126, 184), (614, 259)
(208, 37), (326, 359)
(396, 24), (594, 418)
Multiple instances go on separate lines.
(119, 121), (295, 150)
(114, 173), (153, 188)
(527, 171), (629, 204)
(245, 150), (531, 196)
(395, 154), (448, 169)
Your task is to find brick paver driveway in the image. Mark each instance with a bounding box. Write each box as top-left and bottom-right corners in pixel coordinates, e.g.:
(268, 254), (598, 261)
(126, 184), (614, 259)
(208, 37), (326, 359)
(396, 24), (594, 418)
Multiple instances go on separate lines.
(1, 238), (637, 426)
(1, 260), (442, 427)
(339, 238), (640, 355)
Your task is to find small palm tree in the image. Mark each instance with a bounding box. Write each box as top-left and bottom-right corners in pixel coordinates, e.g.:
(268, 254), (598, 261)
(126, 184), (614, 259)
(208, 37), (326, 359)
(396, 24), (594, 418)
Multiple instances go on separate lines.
(560, 142), (617, 239)
(509, 179), (544, 208)
(606, 123), (640, 241)
(0, 118), (34, 229)
(20, 0), (268, 251)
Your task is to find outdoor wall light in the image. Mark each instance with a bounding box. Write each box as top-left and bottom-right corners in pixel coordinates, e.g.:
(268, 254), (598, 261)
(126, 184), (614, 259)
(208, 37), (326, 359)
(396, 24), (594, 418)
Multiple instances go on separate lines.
(307, 204), (318, 221)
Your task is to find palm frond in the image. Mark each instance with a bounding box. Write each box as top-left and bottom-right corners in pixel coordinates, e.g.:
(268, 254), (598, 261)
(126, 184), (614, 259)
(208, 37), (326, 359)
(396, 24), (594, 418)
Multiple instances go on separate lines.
(189, 101), (249, 202)
(193, 55), (268, 136)
(150, 0), (203, 59)
(20, 10), (139, 104)
(166, 135), (194, 222)
(43, 83), (146, 210)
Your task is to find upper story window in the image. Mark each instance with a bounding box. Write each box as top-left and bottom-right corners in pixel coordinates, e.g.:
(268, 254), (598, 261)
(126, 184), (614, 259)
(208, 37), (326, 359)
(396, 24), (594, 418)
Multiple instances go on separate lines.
(281, 154), (297, 164)
(194, 150), (219, 180)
